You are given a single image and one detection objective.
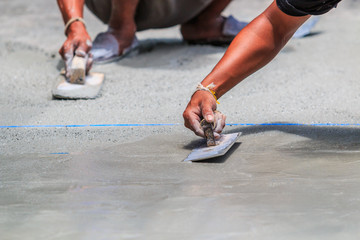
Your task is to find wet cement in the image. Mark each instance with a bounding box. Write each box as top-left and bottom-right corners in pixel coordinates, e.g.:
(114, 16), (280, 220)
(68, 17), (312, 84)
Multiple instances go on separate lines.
(2, 126), (360, 239)
(2, 0), (360, 239)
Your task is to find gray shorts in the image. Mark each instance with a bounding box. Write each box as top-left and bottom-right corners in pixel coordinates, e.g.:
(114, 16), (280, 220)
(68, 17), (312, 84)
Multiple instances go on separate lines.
(85, 0), (213, 31)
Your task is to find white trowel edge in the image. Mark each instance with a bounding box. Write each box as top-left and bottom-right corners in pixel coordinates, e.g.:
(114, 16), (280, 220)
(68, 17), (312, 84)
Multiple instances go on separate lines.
(183, 132), (241, 162)
(52, 72), (105, 99)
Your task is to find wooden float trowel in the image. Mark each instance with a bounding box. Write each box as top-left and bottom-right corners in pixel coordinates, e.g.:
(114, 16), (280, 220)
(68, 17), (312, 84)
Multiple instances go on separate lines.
(52, 56), (105, 99)
(183, 119), (241, 162)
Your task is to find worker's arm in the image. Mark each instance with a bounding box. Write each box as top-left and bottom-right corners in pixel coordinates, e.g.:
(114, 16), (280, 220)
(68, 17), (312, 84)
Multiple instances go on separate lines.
(183, 1), (310, 137)
(57, 0), (92, 76)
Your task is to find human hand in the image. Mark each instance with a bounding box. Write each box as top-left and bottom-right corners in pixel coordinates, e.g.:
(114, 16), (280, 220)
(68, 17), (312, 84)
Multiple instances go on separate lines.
(183, 90), (226, 139)
(59, 22), (93, 78)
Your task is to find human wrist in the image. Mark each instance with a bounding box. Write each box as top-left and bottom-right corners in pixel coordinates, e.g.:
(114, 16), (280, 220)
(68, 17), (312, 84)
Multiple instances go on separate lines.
(201, 78), (223, 97)
(67, 22), (87, 37)
(194, 82), (220, 104)
(201, 72), (233, 99)
(64, 17), (86, 36)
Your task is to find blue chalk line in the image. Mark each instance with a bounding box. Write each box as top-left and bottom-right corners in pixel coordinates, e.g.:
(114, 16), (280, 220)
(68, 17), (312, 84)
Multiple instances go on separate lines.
(1, 123), (360, 129)
(0, 123), (179, 128)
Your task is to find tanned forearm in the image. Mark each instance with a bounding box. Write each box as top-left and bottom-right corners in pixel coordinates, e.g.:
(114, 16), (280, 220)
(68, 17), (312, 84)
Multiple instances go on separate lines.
(57, 0), (92, 74)
(200, 1), (309, 98)
(57, 0), (85, 22)
(57, 0), (85, 34)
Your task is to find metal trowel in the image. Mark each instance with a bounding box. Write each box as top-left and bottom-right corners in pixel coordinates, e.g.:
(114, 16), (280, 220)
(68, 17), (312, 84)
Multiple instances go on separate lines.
(183, 119), (241, 162)
(52, 56), (105, 99)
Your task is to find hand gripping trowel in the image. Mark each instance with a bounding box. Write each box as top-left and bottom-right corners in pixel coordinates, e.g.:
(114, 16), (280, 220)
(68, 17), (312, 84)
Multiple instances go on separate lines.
(183, 119), (241, 162)
(52, 56), (105, 99)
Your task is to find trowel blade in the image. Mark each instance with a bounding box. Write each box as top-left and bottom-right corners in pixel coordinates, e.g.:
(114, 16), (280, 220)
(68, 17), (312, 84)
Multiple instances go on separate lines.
(52, 71), (105, 99)
(183, 132), (241, 162)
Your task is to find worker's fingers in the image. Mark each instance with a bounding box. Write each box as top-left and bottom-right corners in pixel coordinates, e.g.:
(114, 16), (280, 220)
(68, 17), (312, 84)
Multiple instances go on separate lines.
(63, 52), (74, 79)
(60, 44), (74, 67)
(183, 98), (205, 138)
(59, 28), (92, 77)
(183, 110), (205, 138)
(59, 38), (76, 78)
(183, 90), (217, 138)
(86, 53), (93, 75)
(201, 104), (215, 123)
(214, 111), (226, 134)
(75, 39), (92, 57)
(191, 119), (205, 137)
(59, 38), (72, 60)
(199, 91), (217, 123)
(213, 132), (221, 139)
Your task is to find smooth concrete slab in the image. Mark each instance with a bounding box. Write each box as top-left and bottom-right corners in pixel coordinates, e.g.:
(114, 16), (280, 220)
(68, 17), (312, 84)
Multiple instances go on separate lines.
(2, 127), (360, 239)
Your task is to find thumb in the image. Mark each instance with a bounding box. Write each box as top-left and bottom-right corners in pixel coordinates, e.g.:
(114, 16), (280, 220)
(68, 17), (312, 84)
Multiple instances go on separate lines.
(75, 41), (91, 57)
(202, 105), (215, 123)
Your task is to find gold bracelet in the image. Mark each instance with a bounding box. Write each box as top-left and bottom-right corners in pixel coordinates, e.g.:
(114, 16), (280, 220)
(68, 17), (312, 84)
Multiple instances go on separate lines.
(64, 17), (86, 36)
(195, 83), (220, 104)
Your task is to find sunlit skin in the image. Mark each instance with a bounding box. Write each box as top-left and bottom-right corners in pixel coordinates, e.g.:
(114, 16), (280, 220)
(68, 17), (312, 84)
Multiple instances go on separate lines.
(57, 0), (236, 74)
(183, 1), (310, 138)
(57, 0), (92, 76)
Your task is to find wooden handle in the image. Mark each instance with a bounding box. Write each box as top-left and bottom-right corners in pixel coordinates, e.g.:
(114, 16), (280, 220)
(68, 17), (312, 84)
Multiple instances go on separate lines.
(69, 56), (86, 84)
(200, 119), (216, 146)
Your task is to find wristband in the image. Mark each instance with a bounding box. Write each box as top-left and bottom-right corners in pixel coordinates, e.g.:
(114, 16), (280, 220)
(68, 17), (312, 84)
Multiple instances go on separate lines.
(195, 83), (220, 104)
(64, 17), (86, 36)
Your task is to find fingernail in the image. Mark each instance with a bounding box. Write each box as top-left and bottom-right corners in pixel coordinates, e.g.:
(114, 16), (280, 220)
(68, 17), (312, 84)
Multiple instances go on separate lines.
(75, 50), (86, 57)
(206, 114), (214, 122)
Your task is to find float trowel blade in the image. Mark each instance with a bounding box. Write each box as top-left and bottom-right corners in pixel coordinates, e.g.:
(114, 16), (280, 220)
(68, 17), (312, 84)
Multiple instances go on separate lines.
(183, 132), (241, 162)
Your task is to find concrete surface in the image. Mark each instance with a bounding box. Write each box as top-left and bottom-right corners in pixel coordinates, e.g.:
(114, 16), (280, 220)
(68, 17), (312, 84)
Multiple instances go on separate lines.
(1, 0), (360, 239)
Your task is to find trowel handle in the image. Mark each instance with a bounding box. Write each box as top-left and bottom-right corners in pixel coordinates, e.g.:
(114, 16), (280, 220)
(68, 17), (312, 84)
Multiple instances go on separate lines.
(68, 56), (86, 84)
(200, 119), (216, 146)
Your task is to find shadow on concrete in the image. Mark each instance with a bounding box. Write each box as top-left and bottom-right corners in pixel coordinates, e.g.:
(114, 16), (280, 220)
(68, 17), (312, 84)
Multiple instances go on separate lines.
(226, 122), (360, 140)
(183, 138), (207, 150)
(226, 122), (360, 153)
(302, 31), (323, 38)
(182, 122), (360, 163)
(56, 59), (65, 71)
